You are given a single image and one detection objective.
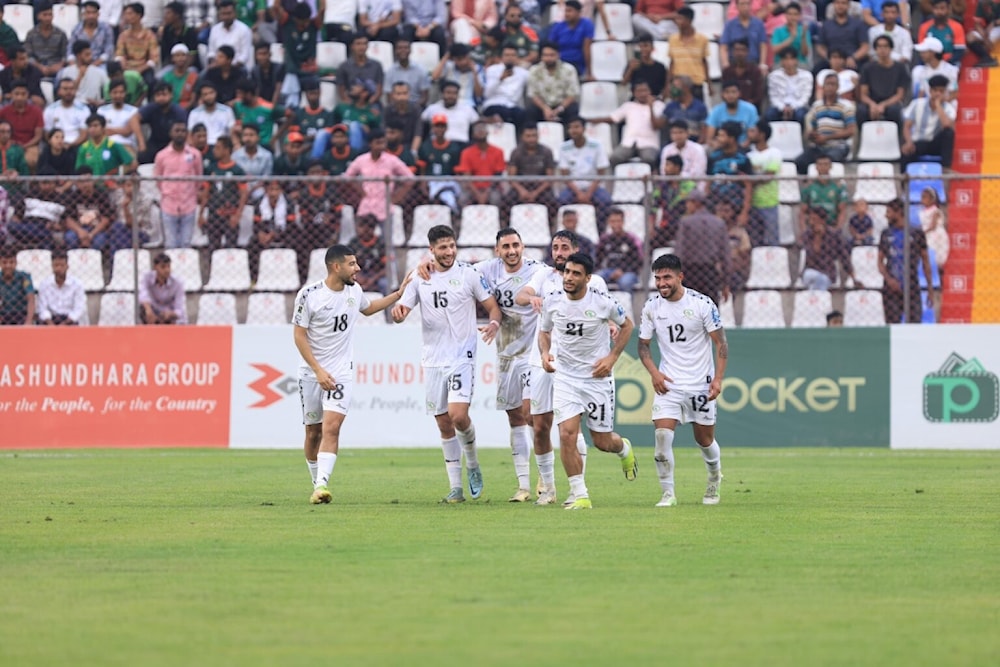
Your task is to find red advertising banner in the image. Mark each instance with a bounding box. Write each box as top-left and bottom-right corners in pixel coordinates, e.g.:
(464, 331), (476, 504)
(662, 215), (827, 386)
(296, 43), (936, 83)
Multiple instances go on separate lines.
(0, 327), (232, 448)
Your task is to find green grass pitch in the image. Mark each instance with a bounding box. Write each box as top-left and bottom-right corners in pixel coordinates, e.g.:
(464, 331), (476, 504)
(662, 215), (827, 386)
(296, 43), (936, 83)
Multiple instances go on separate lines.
(2, 447), (998, 667)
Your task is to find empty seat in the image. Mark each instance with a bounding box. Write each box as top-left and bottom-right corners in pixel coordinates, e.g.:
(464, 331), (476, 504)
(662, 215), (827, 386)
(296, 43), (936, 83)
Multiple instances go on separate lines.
(590, 40), (629, 82)
(579, 81), (619, 120)
(707, 41), (722, 80)
(53, 3), (80, 36)
(693, 2), (725, 37)
(320, 80), (337, 110)
(246, 292), (288, 324)
(584, 122), (614, 158)
(850, 245), (883, 289)
(618, 204), (647, 241)
(98, 292), (136, 326)
(366, 41), (394, 72)
(458, 205), (501, 247)
(652, 40), (670, 67)
(66, 248), (105, 291)
(741, 290), (786, 328)
(269, 43), (285, 64)
(450, 17), (477, 44)
(204, 249), (251, 291)
(906, 161), (946, 203)
(843, 290), (885, 326)
(769, 121), (804, 161)
(854, 162), (898, 203)
(487, 122), (517, 161)
(791, 290), (833, 327)
(16, 249), (53, 286)
(197, 293), (238, 325)
(316, 41), (347, 73)
(409, 205), (453, 247)
(612, 162), (651, 203)
(778, 204), (798, 245)
(510, 204), (552, 246)
(595, 2), (634, 40)
(856, 121), (901, 161)
(404, 248), (429, 273)
(164, 248), (202, 291)
(778, 162), (801, 204)
(4, 3), (32, 41)
(537, 121), (564, 160)
(718, 296), (737, 328)
(556, 205), (599, 243)
(106, 249), (151, 291)
(307, 248), (328, 284)
(255, 248), (301, 291)
(410, 41), (441, 74)
(745, 246), (793, 288)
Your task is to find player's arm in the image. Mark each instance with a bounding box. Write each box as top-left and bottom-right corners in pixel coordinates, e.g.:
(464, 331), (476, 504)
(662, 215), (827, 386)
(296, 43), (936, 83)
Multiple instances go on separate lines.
(539, 301), (555, 372)
(638, 336), (671, 394)
(593, 316), (633, 378)
(293, 325), (336, 390)
(477, 295), (502, 344)
(361, 271), (413, 316)
(707, 327), (728, 401)
(515, 284), (542, 310)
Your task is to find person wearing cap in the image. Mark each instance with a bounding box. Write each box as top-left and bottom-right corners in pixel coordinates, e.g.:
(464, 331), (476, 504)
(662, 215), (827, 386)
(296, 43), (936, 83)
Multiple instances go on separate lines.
(60, 41), (111, 108)
(139, 252), (188, 325)
(154, 120), (203, 248)
(233, 80), (283, 147)
(344, 127), (416, 223)
(69, 1), (116, 69)
(333, 79), (380, 152)
(272, 1), (323, 109)
(857, 34), (909, 127)
(337, 33), (386, 105)
(384, 81), (425, 153)
(911, 37), (959, 101)
(359, 0), (404, 43)
(866, 2), (912, 64)
(160, 44), (200, 109)
(208, 0), (254, 69)
(672, 188), (731, 305)
(901, 74), (956, 169)
(796, 71), (856, 174)
(158, 2), (200, 70)
(25, 2), (69, 79)
(274, 132), (311, 181)
(417, 114), (464, 216)
(431, 43), (483, 108)
(290, 78), (334, 158)
(421, 81), (481, 144)
(115, 3), (160, 97)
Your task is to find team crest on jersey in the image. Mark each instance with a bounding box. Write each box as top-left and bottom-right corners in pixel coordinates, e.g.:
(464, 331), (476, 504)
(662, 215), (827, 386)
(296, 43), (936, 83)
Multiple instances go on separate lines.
(585, 310), (596, 317)
(347, 298), (356, 306)
(684, 308), (695, 318)
(449, 279), (461, 286)
(512, 277), (522, 284)
(427, 400), (436, 410)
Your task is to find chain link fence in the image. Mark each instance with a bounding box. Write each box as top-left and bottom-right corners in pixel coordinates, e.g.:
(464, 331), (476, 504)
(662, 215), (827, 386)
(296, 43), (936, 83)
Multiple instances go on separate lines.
(2, 171), (995, 327)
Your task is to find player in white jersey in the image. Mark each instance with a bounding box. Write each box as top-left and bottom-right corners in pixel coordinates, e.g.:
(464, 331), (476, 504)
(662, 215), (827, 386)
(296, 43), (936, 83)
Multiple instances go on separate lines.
(391, 225), (503, 504)
(515, 230), (609, 506)
(293, 244), (412, 505)
(638, 253), (728, 507)
(538, 252), (637, 510)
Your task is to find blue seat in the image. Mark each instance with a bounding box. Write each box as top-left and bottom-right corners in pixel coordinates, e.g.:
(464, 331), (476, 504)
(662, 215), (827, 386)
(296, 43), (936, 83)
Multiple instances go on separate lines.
(907, 162), (946, 203)
(909, 206), (922, 227)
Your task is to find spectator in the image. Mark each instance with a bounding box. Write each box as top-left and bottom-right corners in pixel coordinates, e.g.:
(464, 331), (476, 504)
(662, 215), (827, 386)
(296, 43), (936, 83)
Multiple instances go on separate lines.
(857, 34), (909, 127)
(344, 128), (416, 225)
(659, 119), (707, 179)
(673, 188), (731, 304)
(416, 115), (464, 216)
(324, 0), (361, 44)
(198, 45), (249, 106)
(720, 0), (768, 69)
(549, 210), (596, 260)
(0, 5), (20, 69)
(9, 167), (66, 248)
(746, 121), (782, 246)
(861, 0), (910, 27)
(154, 121), (203, 249)
(139, 252), (187, 325)
(103, 60), (147, 106)
(632, 0), (683, 40)
(0, 246), (36, 326)
(766, 48), (814, 124)
(623, 35), (668, 99)
(36, 249), (87, 326)
(161, 45), (200, 110)
(450, 0), (499, 37)
(60, 41), (110, 108)
(290, 78), (335, 159)
(591, 80), (666, 169)
(878, 198), (935, 323)
(158, 2), (200, 70)
(383, 82), (424, 154)
(557, 116), (612, 230)
(431, 43), (482, 107)
(233, 80), (282, 148)
(718, 198), (752, 292)
(901, 75), (956, 169)
(651, 153), (696, 246)
(481, 45), (530, 129)
(200, 136), (248, 250)
(187, 82), (236, 147)
(25, 2), (69, 80)
(421, 81), (481, 144)
(705, 81), (759, 147)
(333, 79), (380, 152)
(799, 206), (859, 290)
(0, 48), (46, 108)
(38, 129), (75, 178)
(525, 43), (580, 126)
(249, 42), (285, 108)
(800, 154), (849, 234)
(815, 49), (860, 102)
(115, 3), (159, 95)
(274, 132), (311, 181)
(771, 3), (812, 68)
(97, 80), (145, 156)
(720, 39), (765, 110)
(848, 197), (875, 246)
(208, 0), (254, 69)
(337, 33), (386, 104)
(707, 121), (753, 227)
(917, 0), (978, 64)
(826, 310), (844, 326)
(969, 0), (1000, 66)
(401, 0), (448, 53)
(189, 123), (213, 171)
(816, 0), (870, 72)
(298, 159), (345, 245)
(911, 37), (959, 101)
(386, 39), (432, 107)
(233, 124), (275, 202)
(667, 8), (710, 100)
(272, 2), (322, 109)
(75, 114), (136, 179)
(0, 80), (45, 170)
(867, 1), (912, 64)
(248, 179), (300, 281)
(138, 82), (188, 163)
(456, 120), (506, 208)
(502, 124), (558, 227)
(919, 187), (949, 269)
(471, 25), (505, 68)
(0, 121), (29, 178)
(547, 0), (594, 77)
(663, 76), (709, 141)
(595, 207), (642, 291)
(44, 79), (91, 151)
(321, 124), (357, 175)
(347, 214), (390, 293)
(63, 166), (121, 250)
(498, 3), (540, 68)
(384, 118), (418, 171)
(359, 0), (403, 42)
(796, 72), (857, 173)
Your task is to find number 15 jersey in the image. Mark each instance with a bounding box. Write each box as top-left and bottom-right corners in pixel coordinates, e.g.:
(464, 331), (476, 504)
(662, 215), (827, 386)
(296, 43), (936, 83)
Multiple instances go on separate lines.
(638, 288), (722, 391)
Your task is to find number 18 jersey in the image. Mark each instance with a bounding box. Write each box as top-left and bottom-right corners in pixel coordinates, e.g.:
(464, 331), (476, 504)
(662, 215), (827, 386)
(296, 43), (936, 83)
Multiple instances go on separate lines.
(638, 287), (722, 390)
(293, 281), (371, 381)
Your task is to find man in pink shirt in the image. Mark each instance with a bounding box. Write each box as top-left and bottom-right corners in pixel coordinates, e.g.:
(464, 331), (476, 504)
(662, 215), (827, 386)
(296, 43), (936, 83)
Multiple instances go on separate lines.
(344, 127), (415, 223)
(154, 121), (204, 248)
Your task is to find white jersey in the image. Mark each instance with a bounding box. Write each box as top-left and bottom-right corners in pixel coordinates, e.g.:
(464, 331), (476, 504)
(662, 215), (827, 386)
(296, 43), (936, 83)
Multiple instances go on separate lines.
(539, 289), (628, 381)
(638, 287), (722, 391)
(475, 257), (546, 359)
(527, 267), (608, 367)
(292, 280), (371, 381)
(400, 261), (493, 367)
(97, 103), (139, 148)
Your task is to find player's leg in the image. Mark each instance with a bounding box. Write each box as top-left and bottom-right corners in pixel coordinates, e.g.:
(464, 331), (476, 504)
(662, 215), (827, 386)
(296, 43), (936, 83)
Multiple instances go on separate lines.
(299, 377), (324, 499)
(304, 424), (321, 484)
(554, 380), (592, 509)
(584, 378), (637, 481)
(692, 399), (722, 505)
(447, 363), (482, 499)
(311, 382), (351, 504)
(651, 388), (686, 506)
(499, 358), (532, 501)
(428, 369), (464, 503)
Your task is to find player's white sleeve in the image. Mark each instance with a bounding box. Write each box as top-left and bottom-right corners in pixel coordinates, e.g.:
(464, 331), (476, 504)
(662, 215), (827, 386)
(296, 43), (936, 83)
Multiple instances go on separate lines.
(588, 274), (609, 293)
(539, 295), (555, 332)
(399, 276), (420, 309)
(607, 295), (628, 327)
(358, 289), (372, 313)
(703, 298), (723, 333)
(292, 288), (311, 328)
(525, 268), (547, 295)
(469, 266), (494, 302)
(638, 298), (655, 340)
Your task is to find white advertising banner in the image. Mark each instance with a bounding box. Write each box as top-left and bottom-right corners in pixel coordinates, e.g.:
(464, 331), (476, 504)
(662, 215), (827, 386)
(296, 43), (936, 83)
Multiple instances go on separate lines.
(890, 324), (1000, 449)
(229, 325), (512, 448)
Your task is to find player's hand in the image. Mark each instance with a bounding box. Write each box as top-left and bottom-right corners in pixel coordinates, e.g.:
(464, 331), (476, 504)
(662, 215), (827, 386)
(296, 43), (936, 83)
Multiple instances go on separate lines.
(609, 322), (620, 340)
(316, 370), (337, 391)
(542, 354), (556, 373)
(396, 270), (413, 294)
(416, 259), (434, 280)
(650, 370), (672, 395)
(707, 378), (723, 401)
(529, 295), (543, 313)
(592, 354), (616, 378)
(479, 319), (500, 344)
(390, 304), (408, 322)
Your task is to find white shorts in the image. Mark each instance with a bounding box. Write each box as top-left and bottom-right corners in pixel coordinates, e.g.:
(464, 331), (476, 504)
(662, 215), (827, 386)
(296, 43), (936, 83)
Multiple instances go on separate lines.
(496, 356), (531, 411)
(529, 364), (554, 416)
(553, 376), (616, 432)
(425, 363), (475, 415)
(652, 386), (717, 426)
(298, 377), (353, 423)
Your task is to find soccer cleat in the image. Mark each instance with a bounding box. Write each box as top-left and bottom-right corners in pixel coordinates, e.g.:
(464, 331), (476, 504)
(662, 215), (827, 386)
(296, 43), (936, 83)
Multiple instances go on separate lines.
(655, 491), (678, 507)
(534, 488), (557, 505)
(508, 488), (531, 502)
(561, 493), (578, 508)
(621, 438), (638, 481)
(309, 485), (332, 505)
(468, 466), (484, 499)
(442, 487), (466, 504)
(703, 470), (722, 505)
(563, 497), (592, 510)
(535, 476), (546, 497)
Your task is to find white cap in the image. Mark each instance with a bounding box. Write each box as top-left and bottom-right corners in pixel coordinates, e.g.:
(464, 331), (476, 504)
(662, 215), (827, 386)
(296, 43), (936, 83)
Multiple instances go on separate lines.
(914, 37), (944, 54)
(171, 44), (190, 56)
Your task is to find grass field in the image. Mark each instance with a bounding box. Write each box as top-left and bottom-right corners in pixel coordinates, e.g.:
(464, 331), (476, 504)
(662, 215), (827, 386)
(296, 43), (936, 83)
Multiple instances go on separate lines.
(2, 447), (998, 667)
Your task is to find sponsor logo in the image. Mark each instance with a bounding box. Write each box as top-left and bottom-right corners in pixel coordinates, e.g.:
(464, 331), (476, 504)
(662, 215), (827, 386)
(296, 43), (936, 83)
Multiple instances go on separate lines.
(248, 363), (297, 408)
(923, 353), (998, 423)
(585, 310), (596, 317)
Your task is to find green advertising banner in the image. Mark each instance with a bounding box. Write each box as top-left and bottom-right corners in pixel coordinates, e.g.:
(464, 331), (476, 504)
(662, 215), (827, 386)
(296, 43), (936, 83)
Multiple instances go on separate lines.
(612, 328), (891, 447)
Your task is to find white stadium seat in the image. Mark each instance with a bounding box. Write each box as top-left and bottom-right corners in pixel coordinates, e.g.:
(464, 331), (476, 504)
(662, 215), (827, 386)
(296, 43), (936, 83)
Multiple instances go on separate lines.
(596, 3), (635, 41)
(778, 204), (798, 245)
(106, 249), (151, 291)
(537, 121), (564, 160)
(325, 0), (357, 24)
(457, 247), (494, 263)
(652, 41), (670, 68)
(618, 204), (647, 241)
(66, 249), (105, 291)
(164, 248), (202, 291)
(579, 82), (620, 120)
(612, 162), (651, 204)
(707, 41), (722, 80)
(246, 292), (289, 324)
(843, 290), (885, 326)
(854, 162), (898, 203)
(366, 41), (394, 72)
(779, 162), (801, 204)
(450, 17), (477, 45)
(270, 43), (285, 64)
(856, 121), (901, 161)
(197, 293), (238, 325)
(585, 122), (614, 158)
(487, 122), (517, 161)
(316, 41), (347, 73)
(53, 4), (80, 36)
(590, 40), (629, 82)
(556, 205), (599, 244)
(404, 248), (429, 273)
(410, 205), (453, 247)
(770, 121), (805, 161)
(16, 249), (52, 286)
(204, 249), (251, 291)
(307, 248), (328, 284)
(791, 290), (833, 328)
(98, 292), (136, 326)
(410, 41), (441, 74)
(741, 290), (786, 328)
(718, 296), (737, 328)
(745, 246), (793, 289)
(458, 205), (501, 247)
(4, 3), (32, 41)
(510, 204), (552, 246)
(850, 245), (884, 289)
(692, 2), (725, 38)
(255, 248), (301, 291)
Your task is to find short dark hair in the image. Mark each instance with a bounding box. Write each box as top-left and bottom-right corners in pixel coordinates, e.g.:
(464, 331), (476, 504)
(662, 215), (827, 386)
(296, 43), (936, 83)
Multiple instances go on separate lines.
(152, 81), (174, 96)
(652, 253), (682, 273)
(719, 121), (743, 140)
(385, 118), (407, 132)
(86, 114), (106, 127)
(928, 74), (950, 89)
(887, 198), (905, 211)
(108, 79), (127, 93)
(606, 207), (625, 221)
(51, 249), (68, 262)
(755, 120), (772, 140)
(9, 78), (28, 92)
(566, 116), (585, 128)
(552, 229), (579, 248)
(565, 252), (594, 275)
(495, 227), (521, 244)
(165, 1), (185, 16)
(0, 246), (15, 260)
(153, 252), (171, 266)
(677, 6), (695, 20)
(637, 34), (653, 44)
(669, 119), (689, 132)
(190, 123), (207, 134)
(428, 224), (456, 245)
(215, 135), (234, 151)
(125, 2), (144, 16)
(874, 35), (894, 49)
(241, 123), (260, 136)
(664, 154), (684, 170)
(731, 38), (750, 49)
(826, 310), (843, 323)
(786, 2), (802, 11)
(236, 79), (257, 93)
(324, 244), (354, 265)
(721, 80), (740, 91)
(439, 80), (460, 92)
(449, 43), (471, 58)
(217, 45), (236, 61)
(778, 46), (798, 61)
(881, 0), (900, 9)
(72, 40), (92, 57)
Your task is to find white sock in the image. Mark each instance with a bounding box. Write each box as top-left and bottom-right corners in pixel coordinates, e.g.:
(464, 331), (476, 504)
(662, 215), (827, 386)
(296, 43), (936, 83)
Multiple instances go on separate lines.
(536, 451), (555, 490)
(701, 439), (721, 472)
(316, 452), (337, 488)
(442, 437), (462, 489)
(576, 432), (587, 475)
(306, 460), (318, 485)
(568, 474), (588, 499)
(457, 425), (479, 468)
(511, 425), (531, 489)
(616, 437), (631, 460)
(654, 428), (675, 493)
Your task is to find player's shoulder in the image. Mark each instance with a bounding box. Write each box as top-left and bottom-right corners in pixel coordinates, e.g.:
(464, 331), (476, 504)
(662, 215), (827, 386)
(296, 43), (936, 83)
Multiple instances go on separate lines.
(643, 292), (663, 309)
(684, 287), (718, 309)
(295, 279), (326, 301)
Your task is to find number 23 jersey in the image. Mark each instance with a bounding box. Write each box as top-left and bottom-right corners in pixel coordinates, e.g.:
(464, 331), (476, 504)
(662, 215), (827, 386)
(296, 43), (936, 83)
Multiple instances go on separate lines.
(638, 288), (722, 391)
(293, 281), (371, 381)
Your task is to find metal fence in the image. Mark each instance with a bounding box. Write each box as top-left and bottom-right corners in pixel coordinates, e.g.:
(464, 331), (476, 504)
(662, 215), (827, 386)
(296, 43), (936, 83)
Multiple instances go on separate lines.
(2, 171), (995, 327)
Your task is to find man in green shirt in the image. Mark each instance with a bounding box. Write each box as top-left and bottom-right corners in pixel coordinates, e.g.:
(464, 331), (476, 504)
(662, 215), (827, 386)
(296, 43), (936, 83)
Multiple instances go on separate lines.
(746, 121), (783, 246)
(161, 44), (200, 108)
(0, 246), (35, 326)
(799, 154), (849, 234)
(76, 114), (136, 178)
(0, 120), (30, 179)
(104, 61), (147, 106)
(321, 124), (355, 175)
(295, 78), (335, 159)
(273, 1), (321, 107)
(416, 116), (464, 215)
(333, 80), (379, 152)
(200, 135), (249, 250)
(236, 0), (266, 27)
(232, 79), (284, 147)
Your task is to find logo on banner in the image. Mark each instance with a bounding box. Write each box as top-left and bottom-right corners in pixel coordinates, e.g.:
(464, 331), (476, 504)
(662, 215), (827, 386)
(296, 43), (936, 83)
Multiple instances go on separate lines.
(923, 353), (999, 423)
(958, 150), (978, 166)
(961, 108), (979, 123)
(248, 363), (297, 408)
(955, 189), (974, 207)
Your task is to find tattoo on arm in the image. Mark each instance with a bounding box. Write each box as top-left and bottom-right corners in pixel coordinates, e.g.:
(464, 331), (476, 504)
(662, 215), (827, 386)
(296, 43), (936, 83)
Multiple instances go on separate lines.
(718, 341), (729, 360)
(638, 340), (652, 364)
